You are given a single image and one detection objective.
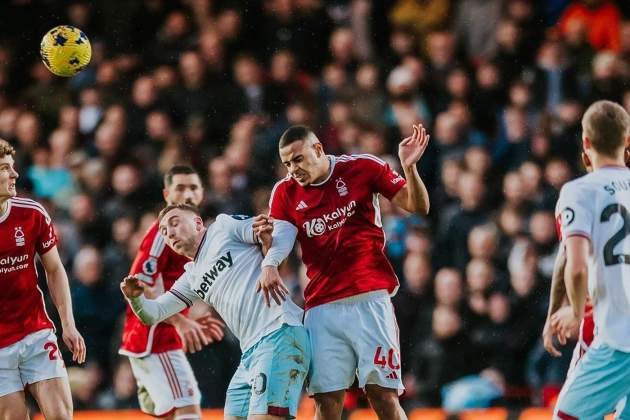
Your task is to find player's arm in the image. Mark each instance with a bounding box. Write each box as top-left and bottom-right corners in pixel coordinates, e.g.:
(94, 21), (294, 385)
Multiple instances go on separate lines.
(390, 124), (430, 215)
(41, 246), (86, 364)
(256, 218), (298, 307)
(543, 246), (568, 356)
(564, 236), (590, 321)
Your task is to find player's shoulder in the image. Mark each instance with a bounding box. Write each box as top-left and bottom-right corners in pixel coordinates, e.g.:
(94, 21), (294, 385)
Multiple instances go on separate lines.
(270, 174), (295, 203)
(335, 153), (388, 168)
(560, 173), (603, 198)
(10, 197), (52, 222)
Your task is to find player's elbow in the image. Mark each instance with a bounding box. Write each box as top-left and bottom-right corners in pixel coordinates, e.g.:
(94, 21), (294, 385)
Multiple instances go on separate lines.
(565, 261), (588, 284)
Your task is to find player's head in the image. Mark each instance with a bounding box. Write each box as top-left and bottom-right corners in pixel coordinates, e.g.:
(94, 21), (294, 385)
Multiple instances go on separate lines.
(581, 100), (630, 164)
(278, 125), (329, 186)
(158, 203), (204, 256)
(163, 165), (203, 207)
(0, 139), (18, 200)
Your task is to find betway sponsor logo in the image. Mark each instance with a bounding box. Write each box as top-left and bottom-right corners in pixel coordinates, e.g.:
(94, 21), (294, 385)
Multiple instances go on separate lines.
(194, 251), (233, 299)
(0, 254), (28, 266)
(303, 201), (357, 237)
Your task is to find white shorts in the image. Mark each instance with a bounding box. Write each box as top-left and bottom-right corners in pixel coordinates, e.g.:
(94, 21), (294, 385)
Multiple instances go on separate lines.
(128, 350), (201, 417)
(0, 329), (67, 397)
(304, 290), (404, 395)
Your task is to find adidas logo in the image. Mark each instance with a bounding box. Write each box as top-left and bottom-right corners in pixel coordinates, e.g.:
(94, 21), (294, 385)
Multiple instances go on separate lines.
(296, 201), (308, 211)
(385, 371), (399, 380)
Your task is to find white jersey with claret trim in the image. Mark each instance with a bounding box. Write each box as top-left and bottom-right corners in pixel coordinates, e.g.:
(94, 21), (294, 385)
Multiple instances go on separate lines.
(168, 214), (303, 352)
(555, 167), (630, 351)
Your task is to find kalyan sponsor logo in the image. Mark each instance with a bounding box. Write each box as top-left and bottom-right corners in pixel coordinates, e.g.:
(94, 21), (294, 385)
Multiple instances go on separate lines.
(0, 254), (28, 266)
(303, 201), (356, 237)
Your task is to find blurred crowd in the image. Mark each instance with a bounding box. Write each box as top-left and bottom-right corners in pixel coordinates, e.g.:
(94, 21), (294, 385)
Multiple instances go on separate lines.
(2, 0), (630, 413)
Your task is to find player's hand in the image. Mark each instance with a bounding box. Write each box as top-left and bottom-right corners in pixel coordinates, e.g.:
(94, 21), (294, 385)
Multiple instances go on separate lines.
(174, 316), (211, 353)
(120, 276), (145, 299)
(253, 215), (274, 250)
(256, 265), (289, 307)
(398, 124), (430, 168)
(542, 317), (562, 357)
(195, 312), (225, 343)
(551, 306), (580, 344)
(62, 324), (86, 364)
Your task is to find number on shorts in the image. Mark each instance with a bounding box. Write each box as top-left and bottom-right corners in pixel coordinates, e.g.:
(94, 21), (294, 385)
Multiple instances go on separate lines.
(44, 342), (58, 360)
(373, 346), (400, 370)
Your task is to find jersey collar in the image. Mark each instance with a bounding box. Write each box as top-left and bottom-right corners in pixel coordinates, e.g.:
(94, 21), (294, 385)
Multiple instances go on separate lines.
(193, 229), (208, 262)
(0, 198), (11, 224)
(310, 155), (336, 187)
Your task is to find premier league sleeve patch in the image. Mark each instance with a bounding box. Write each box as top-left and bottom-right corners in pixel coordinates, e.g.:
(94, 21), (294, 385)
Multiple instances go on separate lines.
(560, 207), (575, 227)
(142, 257), (158, 276)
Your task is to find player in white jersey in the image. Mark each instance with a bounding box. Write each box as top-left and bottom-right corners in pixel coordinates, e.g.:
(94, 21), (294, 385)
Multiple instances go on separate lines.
(553, 100), (630, 420)
(120, 204), (309, 419)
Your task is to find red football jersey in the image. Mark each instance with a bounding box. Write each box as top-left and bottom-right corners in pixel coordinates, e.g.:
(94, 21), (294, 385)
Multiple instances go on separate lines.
(0, 197), (57, 348)
(270, 154), (406, 309)
(119, 221), (190, 356)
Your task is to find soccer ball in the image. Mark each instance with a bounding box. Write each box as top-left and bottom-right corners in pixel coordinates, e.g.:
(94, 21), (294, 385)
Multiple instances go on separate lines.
(40, 25), (91, 77)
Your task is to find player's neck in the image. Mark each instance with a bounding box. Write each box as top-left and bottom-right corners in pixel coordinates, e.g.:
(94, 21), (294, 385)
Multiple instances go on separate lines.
(189, 227), (208, 260)
(311, 156), (332, 185)
(590, 153), (626, 171)
(0, 197), (8, 218)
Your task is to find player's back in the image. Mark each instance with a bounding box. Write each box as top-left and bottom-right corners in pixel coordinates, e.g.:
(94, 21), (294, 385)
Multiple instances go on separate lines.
(0, 197), (56, 348)
(558, 167), (630, 351)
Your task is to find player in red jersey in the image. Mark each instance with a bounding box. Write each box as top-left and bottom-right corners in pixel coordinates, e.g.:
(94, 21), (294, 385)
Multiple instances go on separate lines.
(257, 124), (430, 420)
(0, 139), (85, 420)
(118, 165), (224, 419)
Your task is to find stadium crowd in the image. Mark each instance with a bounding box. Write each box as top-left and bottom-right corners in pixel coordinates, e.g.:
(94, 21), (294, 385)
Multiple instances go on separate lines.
(2, 0), (630, 414)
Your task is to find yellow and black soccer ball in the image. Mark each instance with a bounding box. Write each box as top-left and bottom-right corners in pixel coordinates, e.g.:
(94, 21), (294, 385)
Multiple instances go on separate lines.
(40, 25), (91, 77)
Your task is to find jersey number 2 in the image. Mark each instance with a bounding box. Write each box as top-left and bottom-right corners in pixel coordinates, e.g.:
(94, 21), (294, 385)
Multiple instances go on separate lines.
(601, 204), (630, 266)
(44, 342), (58, 360)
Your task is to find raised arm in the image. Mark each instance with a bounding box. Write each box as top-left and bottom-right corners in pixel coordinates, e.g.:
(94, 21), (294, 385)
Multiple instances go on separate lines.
(390, 124), (431, 215)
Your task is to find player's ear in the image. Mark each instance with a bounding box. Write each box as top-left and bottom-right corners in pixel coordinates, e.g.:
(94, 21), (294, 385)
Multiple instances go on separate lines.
(194, 216), (204, 231)
(162, 188), (169, 201)
(625, 148), (630, 165)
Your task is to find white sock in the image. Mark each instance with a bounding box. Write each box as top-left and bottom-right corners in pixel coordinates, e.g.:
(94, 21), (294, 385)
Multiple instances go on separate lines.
(174, 415), (201, 420)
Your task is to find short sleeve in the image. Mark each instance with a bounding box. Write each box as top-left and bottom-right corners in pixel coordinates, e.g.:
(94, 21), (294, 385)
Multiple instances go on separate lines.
(555, 181), (593, 242)
(168, 271), (199, 308)
(269, 179), (295, 225)
(35, 209), (58, 255)
(216, 214), (258, 245)
(363, 155), (407, 200)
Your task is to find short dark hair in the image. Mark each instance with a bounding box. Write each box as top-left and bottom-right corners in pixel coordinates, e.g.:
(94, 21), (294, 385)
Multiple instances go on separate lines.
(163, 165), (199, 188)
(278, 125), (317, 148)
(158, 203), (200, 222)
(582, 100), (630, 157)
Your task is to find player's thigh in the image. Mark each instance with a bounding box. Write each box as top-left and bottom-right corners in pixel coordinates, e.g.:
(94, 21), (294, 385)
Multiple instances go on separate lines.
(128, 351), (200, 417)
(225, 362), (252, 419)
(28, 378), (72, 420)
(248, 325), (310, 419)
(305, 304), (357, 395)
(353, 297), (403, 394)
(0, 338), (27, 404)
(555, 344), (630, 420)
(0, 391), (28, 420)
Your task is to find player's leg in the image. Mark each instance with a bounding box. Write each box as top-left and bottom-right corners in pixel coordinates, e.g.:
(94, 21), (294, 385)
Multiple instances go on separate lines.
(353, 293), (405, 420)
(305, 303), (358, 420)
(128, 351), (201, 418)
(247, 324), (310, 419)
(0, 336), (29, 420)
(18, 330), (71, 420)
(225, 360), (252, 420)
(27, 378), (72, 420)
(554, 343), (630, 420)
(0, 392), (29, 420)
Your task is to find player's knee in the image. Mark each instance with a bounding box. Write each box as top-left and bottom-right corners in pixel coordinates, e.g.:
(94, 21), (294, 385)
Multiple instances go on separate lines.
(365, 386), (401, 410)
(43, 401), (72, 420)
(314, 391), (345, 414)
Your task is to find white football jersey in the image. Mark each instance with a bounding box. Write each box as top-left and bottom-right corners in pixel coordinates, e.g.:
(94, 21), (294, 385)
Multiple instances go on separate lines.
(556, 167), (630, 351)
(170, 214), (303, 352)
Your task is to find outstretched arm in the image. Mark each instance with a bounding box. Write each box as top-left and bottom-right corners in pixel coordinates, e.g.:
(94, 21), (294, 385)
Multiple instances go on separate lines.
(391, 124), (430, 215)
(121, 276), (190, 325)
(542, 246), (568, 357)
